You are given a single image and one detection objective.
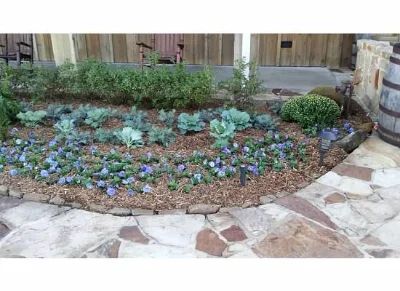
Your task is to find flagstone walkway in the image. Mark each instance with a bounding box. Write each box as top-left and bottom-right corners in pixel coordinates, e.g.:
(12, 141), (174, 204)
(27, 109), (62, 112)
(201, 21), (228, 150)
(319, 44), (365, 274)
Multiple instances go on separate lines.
(1, 135), (400, 258)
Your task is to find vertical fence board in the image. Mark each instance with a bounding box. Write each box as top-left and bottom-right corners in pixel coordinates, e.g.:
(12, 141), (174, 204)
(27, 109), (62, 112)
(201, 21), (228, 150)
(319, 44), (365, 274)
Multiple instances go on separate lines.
(194, 34), (205, 65)
(126, 34), (139, 63)
(326, 34), (343, 68)
(99, 34), (114, 63)
(340, 34), (354, 68)
(208, 34), (222, 65)
(73, 34), (88, 62)
(221, 34), (234, 66)
(85, 34), (101, 61)
(183, 34), (195, 64)
(112, 34), (128, 63)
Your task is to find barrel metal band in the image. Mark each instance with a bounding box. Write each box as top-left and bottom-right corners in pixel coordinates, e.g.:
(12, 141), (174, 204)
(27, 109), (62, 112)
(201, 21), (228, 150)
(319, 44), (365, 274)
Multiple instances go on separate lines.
(383, 78), (400, 91)
(379, 103), (400, 118)
(390, 56), (400, 65)
(378, 131), (400, 147)
(378, 123), (400, 138)
(394, 44), (400, 54)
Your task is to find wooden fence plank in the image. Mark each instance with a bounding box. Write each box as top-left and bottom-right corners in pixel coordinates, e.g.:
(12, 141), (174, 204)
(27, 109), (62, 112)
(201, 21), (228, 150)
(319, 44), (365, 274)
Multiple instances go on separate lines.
(275, 34), (282, 66)
(262, 34), (278, 66)
(326, 34), (343, 68)
(99, 34), (114, 63)
(32, 34), (39, 61)
(183, 34), (195, 65)
(340, 34), (354, 68)
(221, 34), (234, 66)
(85, 34), (101, 61)
(250, 34), (259, 65)
(126, 34), (139, 63)
(112, 34), (128, 63)
(73, 34), (88, 62)
(208, 34), (222, 66)
(194, 34), (205, 65)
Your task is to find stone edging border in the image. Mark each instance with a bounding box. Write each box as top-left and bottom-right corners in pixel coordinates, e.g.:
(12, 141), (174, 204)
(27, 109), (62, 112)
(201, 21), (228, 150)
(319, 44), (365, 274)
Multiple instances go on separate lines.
(0, 183), (308, 217)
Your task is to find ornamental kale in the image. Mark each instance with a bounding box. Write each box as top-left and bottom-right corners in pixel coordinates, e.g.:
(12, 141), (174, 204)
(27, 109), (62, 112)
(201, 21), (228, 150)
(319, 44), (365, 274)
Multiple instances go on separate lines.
(221, 108), (251, 131)
(46, 104), (73, 122)
(16, 110), (47, 127)
(209, 119), (235, 149)
(252, 114), (278, 131)
(198, 108), (219, 123)
(114, 127), (143, 148)
(123, 119), (152, 133)
(157, 109), (176, 128)
(177, 113), (205, 135)
(84, 108), (110, 128)
(148, 126), (176, 147)
(94, 128), (120, 144)
(54, 119), (75, 141)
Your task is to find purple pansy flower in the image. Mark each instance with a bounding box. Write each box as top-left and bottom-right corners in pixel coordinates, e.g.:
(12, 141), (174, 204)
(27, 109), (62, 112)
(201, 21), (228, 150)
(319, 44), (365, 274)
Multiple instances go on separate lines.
(118, 171), (126, 178)
(146, 152), (152, 160)
(66, 177), (73, 183)
(222, 147), (231, 154)
(49, 140), (57, 147)
(107, 187), (116, 196)
(243, 146), (249, 153)
(279, 152), (286, 159)
(122, 177), (135, 185)
(86, 183), (94, 190)
(40, 170), (49, 178)
(177, 164), (185, 172)
(9, 169), (18, 176)
(100, 168), (109, 176)
(97, 180), (105, 188)
(58, 177), (66, 184)
(142, 185), (152, 193)
(127, 189), (135, 196)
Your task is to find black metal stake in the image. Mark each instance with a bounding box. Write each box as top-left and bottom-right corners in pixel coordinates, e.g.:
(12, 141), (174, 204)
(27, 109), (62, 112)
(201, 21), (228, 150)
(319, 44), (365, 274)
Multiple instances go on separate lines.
(318, 152), (325, 166)
(240, 165), (246, 186)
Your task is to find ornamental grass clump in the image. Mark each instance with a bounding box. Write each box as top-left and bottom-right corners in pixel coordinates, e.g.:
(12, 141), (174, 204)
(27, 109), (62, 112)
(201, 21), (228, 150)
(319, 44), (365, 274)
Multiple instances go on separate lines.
(280, 94), (341, 129)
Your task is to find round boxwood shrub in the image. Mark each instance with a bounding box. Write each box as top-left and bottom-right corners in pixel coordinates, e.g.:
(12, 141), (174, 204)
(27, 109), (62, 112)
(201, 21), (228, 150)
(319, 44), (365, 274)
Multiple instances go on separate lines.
(281, 94), (341, 129)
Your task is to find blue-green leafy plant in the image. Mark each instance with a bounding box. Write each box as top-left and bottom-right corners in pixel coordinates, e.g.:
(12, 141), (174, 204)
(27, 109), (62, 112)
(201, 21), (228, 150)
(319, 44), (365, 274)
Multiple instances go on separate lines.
(54, 119), (75, 141)
(94, 128), (120, 144)
(177, 113), (205, 135)
(68, 131), (91, 145)
(252, 114), (278, 131)
(148, 126), (176, 148)
(84, 108), (110, 128)
(209, 119), (236, 148)
(198, 108), (219, 123)
(46, 104), (73, 122)
(114, 127), (143, 148)
(157, 109), (176, 128)
(16, 110), (47, 127)
(221, 108), (251, 131)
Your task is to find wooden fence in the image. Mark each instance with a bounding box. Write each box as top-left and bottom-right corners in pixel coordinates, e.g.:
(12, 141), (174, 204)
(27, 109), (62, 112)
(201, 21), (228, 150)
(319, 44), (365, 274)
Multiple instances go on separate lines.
(1, 33), (355, 68)
(250, 34), (354, 68)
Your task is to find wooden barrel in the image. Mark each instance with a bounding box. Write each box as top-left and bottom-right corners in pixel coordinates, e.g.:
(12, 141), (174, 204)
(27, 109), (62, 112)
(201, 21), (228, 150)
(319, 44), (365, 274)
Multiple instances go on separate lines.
(378, 43), (400, 147)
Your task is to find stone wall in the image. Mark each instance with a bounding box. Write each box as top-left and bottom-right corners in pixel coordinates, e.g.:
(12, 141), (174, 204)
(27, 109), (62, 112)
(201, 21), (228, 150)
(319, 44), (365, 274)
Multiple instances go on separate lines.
(353, 39), (394, 121)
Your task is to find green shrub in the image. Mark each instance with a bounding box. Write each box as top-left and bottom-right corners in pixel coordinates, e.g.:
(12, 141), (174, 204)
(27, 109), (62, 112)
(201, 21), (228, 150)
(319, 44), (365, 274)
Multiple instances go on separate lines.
(218, 57), (264, 108)
(0, 76), (22, 140)
(177, 113), (205, 134)
(281, 94), (341, 129)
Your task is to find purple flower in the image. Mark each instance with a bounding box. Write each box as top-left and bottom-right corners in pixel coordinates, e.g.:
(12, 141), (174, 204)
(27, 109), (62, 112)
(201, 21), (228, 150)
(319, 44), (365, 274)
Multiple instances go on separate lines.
(279, 152), (286, 159)
(217, 170), (226, 177)
(243, 146), (249, 153)
(344, 122), (351, 129)
(10, 128), (19, 135)
(277, 143), (284, 150)
(110, 149), (116, 154)
(215, 157), (221, 165)
(66, 152), (73, 158)
(28, 138), (35, 144)
(9, 169), (18, 176)
(118, 171), (126, 178)
(97, 180), (105, 188)
(193, 173), (202, 182)
(48, 166), (56, 173)
(100, 168), (109, 175)
(49, 140), (57, 147)
(146, 152), (152, 160)
(86, 183), (94, 190)
(1, 147), (6, 154)
(229, 166), (236, 172)
(15, 139), (22, 145)
(66, 177), (73, 183)
(142, 184), (152, 193)
(107, 187), (116, 196)
(348, 127), (355, 133)
(177, 164), (185, 172)
(332, 128), (339, 136)
(122, 177), (135, 185)
(18, 154), (26, 162)
(127, 189), (135, 196)
(233, 142), (239, 149)
(274, 134), (280, 139)
(271, 144), (277, 150)
(0, 165), (4, 170)
(58, 177), (66, 184)
(248, 165), (259, 175)
(40, 170), (49, 178)
(222, 147), (231, 154)
(141, 165), (153, 174)
(29, 132), (35, 137)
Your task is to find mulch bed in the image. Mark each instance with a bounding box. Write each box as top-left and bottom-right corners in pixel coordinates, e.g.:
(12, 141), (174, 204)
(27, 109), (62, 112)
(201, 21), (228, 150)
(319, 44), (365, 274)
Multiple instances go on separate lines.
(0, 97), (369, 211)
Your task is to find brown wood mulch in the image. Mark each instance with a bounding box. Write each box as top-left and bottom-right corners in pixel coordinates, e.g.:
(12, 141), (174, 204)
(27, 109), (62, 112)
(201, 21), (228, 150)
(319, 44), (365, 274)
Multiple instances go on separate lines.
(0, 98), (367, 211)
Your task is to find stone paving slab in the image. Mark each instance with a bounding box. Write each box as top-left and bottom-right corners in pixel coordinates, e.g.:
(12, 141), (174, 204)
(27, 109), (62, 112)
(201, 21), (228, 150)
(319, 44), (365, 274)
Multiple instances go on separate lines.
(1, 135), (400, 258)
(0, 209), (136, 258)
